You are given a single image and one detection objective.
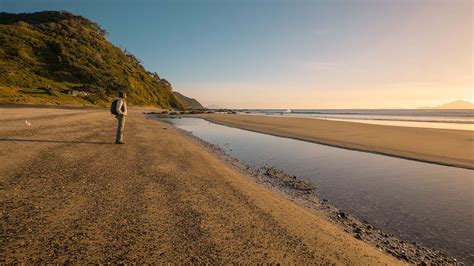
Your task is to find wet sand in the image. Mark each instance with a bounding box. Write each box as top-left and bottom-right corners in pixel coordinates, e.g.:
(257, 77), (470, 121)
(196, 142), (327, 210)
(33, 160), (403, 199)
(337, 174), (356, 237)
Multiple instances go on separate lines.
(0, 107), (400, 264)
(196, 114), (474, 169)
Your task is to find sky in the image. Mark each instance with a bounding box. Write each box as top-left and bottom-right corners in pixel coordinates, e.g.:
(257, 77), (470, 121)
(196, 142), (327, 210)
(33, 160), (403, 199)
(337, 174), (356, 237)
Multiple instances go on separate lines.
(1, 0), (472, 108)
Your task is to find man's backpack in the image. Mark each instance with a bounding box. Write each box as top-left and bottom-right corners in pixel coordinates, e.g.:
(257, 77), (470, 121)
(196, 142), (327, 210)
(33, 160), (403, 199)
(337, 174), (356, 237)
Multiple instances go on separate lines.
(110, 100), (119, 116)
(111, 99), (126, 116)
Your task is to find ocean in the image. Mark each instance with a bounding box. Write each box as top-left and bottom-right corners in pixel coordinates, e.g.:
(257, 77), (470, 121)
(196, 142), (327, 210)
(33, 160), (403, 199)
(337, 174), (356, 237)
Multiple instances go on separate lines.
(237, 109), (474, 131)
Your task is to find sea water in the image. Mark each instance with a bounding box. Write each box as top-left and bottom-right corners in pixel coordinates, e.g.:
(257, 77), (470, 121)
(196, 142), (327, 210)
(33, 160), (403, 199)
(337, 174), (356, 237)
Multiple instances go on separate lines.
(236, 109), (474, 131)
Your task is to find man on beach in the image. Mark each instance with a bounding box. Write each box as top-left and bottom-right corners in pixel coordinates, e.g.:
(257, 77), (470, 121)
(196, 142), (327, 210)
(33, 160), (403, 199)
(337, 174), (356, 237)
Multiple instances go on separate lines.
(115, 91), (127, 144)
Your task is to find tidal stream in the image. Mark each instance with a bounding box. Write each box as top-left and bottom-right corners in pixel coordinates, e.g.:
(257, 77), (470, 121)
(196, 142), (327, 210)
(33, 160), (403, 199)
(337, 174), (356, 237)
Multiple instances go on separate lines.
(164, 117), (473, 263)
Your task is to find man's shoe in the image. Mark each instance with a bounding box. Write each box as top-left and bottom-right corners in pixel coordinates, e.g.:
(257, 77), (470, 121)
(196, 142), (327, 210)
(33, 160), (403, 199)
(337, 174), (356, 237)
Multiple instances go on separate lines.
(115, 141), (125, 144)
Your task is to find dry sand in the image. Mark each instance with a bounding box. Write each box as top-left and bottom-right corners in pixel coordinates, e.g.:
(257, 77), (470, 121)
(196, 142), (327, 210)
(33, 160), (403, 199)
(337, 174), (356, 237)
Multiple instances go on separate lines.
(0, 107), (401, 264)
(196, 114), (474, 169)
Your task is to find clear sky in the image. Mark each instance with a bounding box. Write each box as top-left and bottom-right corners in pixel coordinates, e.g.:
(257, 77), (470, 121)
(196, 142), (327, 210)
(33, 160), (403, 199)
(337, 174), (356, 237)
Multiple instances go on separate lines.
(2, 0), (472, 108)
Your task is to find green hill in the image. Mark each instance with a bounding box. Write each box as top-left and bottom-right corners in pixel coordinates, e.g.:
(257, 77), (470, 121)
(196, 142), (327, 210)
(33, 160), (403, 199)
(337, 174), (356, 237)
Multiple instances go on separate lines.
(173, 92), (204, 109)
(0, 11), (201, 109)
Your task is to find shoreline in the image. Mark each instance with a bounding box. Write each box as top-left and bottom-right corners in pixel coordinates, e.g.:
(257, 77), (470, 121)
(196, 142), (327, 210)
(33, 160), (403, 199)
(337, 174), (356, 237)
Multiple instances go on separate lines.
(163, 116), (459, 264)
(194, 114), (474, 170)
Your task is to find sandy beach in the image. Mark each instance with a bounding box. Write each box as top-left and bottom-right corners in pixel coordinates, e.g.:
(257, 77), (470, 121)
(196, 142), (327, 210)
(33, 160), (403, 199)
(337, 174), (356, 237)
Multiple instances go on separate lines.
(1, 3), (471, 264)
(0, 107), (402, 264)
(196, 114), (474, 169)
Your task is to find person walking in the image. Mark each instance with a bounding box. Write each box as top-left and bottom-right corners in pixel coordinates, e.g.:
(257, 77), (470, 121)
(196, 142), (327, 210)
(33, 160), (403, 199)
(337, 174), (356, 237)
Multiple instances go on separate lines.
(115, 91), (127, 144)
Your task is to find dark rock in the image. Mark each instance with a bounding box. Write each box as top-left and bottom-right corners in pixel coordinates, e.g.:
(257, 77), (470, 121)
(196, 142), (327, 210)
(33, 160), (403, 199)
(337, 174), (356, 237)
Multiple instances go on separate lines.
(398, 253), (409, 261)
(260, 166), (316, 192)
(337, 211), (347, 219)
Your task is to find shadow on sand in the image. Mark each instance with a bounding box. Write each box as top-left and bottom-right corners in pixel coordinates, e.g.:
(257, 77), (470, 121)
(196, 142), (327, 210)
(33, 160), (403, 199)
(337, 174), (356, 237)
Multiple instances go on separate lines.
(0, 138), (112, 145)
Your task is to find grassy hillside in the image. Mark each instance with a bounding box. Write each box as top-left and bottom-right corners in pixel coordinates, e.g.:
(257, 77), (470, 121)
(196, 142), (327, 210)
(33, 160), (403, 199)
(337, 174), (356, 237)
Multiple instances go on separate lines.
(0, 11), (200, 109)
(173, 92), (204, 109)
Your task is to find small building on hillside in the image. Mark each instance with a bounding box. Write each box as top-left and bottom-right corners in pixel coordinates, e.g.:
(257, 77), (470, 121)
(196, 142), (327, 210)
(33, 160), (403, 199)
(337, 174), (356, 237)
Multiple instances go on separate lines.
(63, 88), (90, 97)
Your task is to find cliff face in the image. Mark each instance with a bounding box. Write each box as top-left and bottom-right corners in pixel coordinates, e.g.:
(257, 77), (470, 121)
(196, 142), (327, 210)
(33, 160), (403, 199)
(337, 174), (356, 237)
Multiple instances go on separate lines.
(0, 11), (198, 108)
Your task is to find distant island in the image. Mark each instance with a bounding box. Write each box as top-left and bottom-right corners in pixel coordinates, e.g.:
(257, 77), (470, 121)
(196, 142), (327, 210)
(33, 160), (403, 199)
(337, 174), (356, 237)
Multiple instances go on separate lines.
(419, 100), (474, 109)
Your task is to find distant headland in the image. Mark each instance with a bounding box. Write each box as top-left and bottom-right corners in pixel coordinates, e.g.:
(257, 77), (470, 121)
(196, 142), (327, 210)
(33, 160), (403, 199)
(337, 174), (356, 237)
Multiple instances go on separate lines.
(419, 100), (474, 109)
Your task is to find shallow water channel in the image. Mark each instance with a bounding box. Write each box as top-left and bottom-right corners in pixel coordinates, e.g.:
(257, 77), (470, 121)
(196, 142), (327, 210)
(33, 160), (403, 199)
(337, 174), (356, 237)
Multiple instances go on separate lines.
(163, 117), (473, 263)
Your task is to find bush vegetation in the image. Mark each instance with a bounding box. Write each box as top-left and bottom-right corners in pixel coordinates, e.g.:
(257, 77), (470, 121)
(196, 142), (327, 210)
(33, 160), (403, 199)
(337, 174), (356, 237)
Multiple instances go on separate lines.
(0, 11), (196, 109)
